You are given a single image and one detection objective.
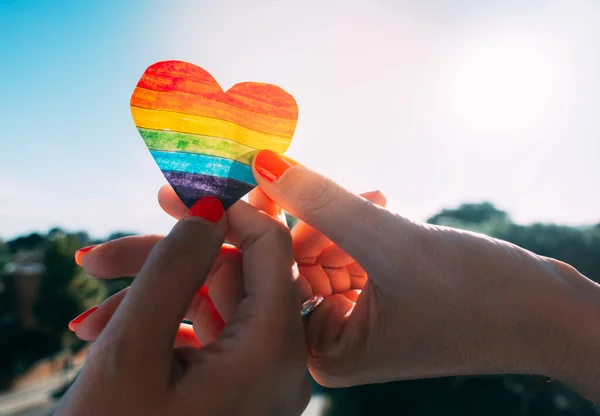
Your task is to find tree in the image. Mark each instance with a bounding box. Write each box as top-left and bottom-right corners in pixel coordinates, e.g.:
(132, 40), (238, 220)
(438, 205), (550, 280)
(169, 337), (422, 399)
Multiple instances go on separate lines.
(107, 231), (137, 241)
(0, 240), (9, 273)
(427, 201), (510, 226)
(7, 232), (45, 254)
(34, 233), (106, 342)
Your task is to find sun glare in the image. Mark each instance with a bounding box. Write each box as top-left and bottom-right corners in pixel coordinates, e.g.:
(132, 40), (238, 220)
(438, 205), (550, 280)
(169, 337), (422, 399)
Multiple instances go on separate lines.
(442, 31), (565, 134)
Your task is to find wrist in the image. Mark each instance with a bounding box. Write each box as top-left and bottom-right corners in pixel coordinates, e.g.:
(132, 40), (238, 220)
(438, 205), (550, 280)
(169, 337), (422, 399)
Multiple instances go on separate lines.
(530, 259), (600, 403)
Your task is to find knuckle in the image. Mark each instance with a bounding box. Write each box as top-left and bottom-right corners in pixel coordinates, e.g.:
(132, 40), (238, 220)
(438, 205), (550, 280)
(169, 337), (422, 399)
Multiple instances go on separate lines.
(296, 176), (341, 217)
(269, 220), (294, 244)
(146, 235), (191, 273)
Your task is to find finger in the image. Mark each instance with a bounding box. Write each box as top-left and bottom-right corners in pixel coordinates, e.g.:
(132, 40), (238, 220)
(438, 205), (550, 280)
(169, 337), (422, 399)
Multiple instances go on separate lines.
(324, 266), (352, 294)
(158, 183), (188, 220)
(72, 287), (130, 341)
(298, 261), (366, 298)
(199, 245), (245, 323)
(101, 196), (226, 374)
(213, 201), (301, 350)
(317, 244), (354, 268)
(77, 235), (163, 279)
(79, 237), (242, 344)
(361, 190), (387, 208)
(348, 262), (368, 290)
(253, 150), (395, 275)
(79, 236), (233, 283)
(299, 264), (332, 297)
(175, 323), (202, 348)
(291, 223), (331, 265)
(304, 293), (355, 356)
(246, 187), (314, 299)
(189, 286), (225, 346)
(296, 272), (314, 300)
(248, 187), (284, 221)
(342, 289), (361, 303)
(291, 190), (388, 264)
(182, 201), (306, 395)
(70, 288), (213, 348)
(75, 292), (202, 348)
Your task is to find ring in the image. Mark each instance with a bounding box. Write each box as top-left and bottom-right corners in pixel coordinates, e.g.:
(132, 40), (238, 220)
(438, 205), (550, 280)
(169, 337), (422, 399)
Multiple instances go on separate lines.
(300, 294), (324, 317)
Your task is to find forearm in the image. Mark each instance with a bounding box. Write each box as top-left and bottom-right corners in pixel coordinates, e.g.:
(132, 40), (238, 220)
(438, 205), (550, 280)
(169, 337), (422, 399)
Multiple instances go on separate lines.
(428, 226), (600, 403)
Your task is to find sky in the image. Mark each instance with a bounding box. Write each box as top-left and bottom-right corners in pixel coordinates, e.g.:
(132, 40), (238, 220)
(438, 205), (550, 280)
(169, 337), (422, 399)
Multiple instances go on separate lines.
(1, 0), (599, 240)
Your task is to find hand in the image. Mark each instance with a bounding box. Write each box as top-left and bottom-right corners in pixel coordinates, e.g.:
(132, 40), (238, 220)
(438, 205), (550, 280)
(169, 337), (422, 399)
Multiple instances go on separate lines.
(248, 150), (600, 403)
(72, 186), (385, 348)
(73, 151), (600, 404)
(57, 197), (309, 416)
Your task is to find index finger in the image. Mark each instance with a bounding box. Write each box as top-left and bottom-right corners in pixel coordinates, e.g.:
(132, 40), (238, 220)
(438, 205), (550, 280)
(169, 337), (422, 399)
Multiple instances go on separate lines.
(212, 201), (301, 351)
(291, 190), (388, 263)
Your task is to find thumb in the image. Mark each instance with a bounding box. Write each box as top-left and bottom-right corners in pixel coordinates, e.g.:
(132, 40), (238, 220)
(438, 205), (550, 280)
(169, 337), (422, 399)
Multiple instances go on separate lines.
(252, 150), (394, 272)
(100, 196), (226, 375)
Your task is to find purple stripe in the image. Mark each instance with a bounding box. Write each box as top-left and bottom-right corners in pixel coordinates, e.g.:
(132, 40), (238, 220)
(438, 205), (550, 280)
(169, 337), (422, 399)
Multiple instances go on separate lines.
(163, 170), (255, 209)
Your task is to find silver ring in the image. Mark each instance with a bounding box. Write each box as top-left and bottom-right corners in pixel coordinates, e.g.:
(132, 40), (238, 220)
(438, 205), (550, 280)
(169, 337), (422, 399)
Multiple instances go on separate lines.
(300, 294), (324, 317)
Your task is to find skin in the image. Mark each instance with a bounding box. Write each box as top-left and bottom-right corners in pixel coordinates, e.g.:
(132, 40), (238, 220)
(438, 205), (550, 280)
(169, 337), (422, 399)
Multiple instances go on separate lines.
(56, 200), (309, 416)
(73, 157), (600, 406)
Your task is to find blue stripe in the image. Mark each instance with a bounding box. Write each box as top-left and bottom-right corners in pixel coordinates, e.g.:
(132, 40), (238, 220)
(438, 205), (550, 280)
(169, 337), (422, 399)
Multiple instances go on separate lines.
(150, 150), (257, 186)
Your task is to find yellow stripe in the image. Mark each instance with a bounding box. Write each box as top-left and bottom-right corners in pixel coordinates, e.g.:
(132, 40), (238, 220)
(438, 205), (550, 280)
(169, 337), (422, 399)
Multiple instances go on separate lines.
(131, 107), (292, 152)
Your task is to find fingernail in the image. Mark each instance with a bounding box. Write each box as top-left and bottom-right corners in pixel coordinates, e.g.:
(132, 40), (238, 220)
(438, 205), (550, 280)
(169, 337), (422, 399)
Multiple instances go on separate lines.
(196, 285), (211, 300)
(68, 306), (98, 332)
(75, 245), (97, 266)
(188, 196), (224, 222)
(254, 150), (297, 182)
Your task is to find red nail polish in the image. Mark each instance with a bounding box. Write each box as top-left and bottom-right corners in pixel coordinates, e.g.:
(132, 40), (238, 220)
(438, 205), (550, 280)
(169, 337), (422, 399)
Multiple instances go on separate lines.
(75, 245), (97, 266)
(194, 286), (225, 331)
(196, 285), (210, 300)
(254, 150), (297, 182)
(68, 306), (98, 332)
(176, 324), (202, 348)
(188, 196), (224, 222)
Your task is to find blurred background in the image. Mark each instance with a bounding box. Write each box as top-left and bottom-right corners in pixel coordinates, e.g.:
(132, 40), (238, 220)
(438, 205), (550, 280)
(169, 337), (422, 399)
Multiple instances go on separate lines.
(1, 0), (599, 414)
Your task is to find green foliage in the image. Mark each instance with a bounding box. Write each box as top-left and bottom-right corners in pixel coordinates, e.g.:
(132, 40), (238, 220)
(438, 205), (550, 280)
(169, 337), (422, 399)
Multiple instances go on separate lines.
(0, 240), (9, 272)
(6, 232), (45, 254)
(429, 202), (600, 282)
(104, 277), (135, 298)
(34, 233), (105, 336)
(285, 212), (299, 230)
(0, 228), (123, 390)
(428, 201), (510, 226)
(107, 231), (137, 241)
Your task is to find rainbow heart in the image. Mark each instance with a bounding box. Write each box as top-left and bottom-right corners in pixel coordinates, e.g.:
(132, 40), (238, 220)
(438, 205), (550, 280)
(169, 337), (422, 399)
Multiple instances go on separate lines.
(130, 61), (298, 209)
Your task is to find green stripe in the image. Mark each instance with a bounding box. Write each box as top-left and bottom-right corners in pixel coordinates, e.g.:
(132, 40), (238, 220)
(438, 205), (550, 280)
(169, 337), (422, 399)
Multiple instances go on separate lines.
(138, 128), (257, 165)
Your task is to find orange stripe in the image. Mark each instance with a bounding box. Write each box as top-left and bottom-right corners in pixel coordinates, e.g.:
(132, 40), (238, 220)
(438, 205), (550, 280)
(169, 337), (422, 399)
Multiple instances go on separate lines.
(137, 68), (298, 120)
(226, 82), (297, 107)
(131, 87), (297, 137)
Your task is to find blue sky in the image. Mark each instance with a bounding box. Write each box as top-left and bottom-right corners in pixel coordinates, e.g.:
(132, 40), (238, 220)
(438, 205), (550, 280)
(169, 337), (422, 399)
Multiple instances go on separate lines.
(1, 0), (599, 239)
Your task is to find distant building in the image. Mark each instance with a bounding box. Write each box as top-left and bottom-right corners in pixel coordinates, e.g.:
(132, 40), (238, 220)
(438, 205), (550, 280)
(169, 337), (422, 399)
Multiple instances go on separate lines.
(1, 249), (46, 329)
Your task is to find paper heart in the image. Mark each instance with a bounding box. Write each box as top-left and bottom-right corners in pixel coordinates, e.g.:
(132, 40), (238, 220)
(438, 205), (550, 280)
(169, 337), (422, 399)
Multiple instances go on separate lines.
(130, 60), (298, 209)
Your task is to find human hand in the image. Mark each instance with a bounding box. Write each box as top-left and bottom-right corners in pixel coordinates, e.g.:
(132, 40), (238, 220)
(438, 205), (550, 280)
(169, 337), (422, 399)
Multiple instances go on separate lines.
(57, 197), (309, 416)
(72, 150), (600, 404)
(248, 150), (600, 403)
(72, 186), (385, 347)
